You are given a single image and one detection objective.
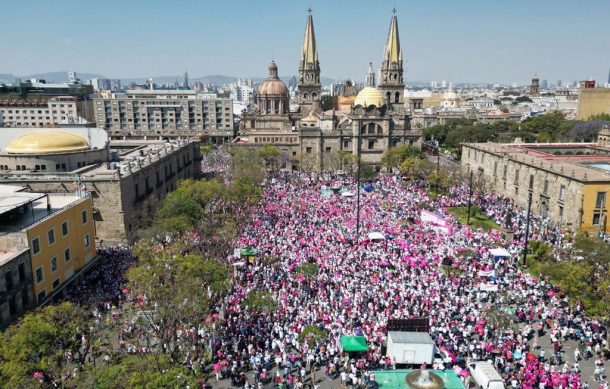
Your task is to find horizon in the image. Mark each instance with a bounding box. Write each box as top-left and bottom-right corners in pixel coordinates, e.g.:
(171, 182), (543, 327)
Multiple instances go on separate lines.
(2, 0), (610, 85)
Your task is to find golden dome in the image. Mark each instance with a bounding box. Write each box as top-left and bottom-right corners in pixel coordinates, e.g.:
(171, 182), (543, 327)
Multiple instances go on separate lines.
(258, 60), (288, 96)
(5, 131), (89, 154)
(354, 86), (385, 107)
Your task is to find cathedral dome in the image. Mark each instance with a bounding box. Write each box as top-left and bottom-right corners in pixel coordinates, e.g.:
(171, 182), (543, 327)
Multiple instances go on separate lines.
(258, 61), (288, 96)
(5, 131), (89, 154)
(354, 86), (385, 107)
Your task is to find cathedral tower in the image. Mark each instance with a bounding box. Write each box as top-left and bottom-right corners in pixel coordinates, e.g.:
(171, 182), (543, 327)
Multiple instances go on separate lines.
(379, 11), (405, 109)
(297, 9), (321, 115)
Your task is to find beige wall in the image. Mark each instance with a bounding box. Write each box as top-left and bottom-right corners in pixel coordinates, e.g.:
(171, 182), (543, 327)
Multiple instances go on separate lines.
(577, 88), (610, 120)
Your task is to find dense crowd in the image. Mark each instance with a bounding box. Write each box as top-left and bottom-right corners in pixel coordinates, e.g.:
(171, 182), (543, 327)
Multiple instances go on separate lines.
(210, 172), (608, 389)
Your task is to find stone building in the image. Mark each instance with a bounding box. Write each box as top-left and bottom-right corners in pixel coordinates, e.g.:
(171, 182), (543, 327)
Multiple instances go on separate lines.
(236, 11), (421, 171)
(461, 141), (610, 233)
(0, 128), (201, 243)
(94, 90), (234, 143)
(0, 249), (35, 330)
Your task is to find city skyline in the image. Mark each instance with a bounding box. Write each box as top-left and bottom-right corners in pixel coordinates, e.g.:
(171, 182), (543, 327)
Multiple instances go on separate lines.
(2, 0), (610, 85)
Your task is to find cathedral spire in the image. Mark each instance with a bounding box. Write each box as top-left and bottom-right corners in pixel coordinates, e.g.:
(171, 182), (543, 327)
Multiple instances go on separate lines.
(301, 12), (318, 66)
(379, 12), (405, 108)
(383, 14), (402, 65)
(298, 10), (321, 115)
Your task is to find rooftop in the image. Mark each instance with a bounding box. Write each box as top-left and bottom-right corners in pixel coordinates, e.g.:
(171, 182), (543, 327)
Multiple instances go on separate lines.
(0, 248), (28, 267)
(464, 142), (610, 182)
(0, 188), (83, 233)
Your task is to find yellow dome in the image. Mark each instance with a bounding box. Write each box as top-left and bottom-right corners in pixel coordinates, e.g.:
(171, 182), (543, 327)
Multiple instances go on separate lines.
(5, 131), (89, 154)
(354, 86), (385, 107)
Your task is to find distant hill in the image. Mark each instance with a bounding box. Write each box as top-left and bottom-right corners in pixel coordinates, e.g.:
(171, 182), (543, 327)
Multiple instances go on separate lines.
(0, 71), (338, 86)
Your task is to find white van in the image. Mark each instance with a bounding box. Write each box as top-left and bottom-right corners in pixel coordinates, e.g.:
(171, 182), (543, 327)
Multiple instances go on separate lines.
(468, 361), (505, 389)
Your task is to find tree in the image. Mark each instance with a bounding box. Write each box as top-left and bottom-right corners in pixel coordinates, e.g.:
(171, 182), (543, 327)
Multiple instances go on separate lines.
(515, 96), (533, 103)
(520, 111), (574, 142)
(155, 191), (203, 236)
(257, 145), (281, 171)
(243, 290), (277, 313)
(230, 148), (266, 185)
(571, 120), (609, 142)
(298, 325), (327, 347)
(295, 262), (319, 280)
(0, 302), (90, 388)
(381, 145), (424, 172)
(126, 251), (230, 365)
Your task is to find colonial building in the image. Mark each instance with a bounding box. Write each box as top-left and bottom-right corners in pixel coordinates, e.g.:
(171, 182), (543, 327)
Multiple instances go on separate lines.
(461, 140), (610, 233)
(236, 11), (421, 171)
(0, 128), (202, 243)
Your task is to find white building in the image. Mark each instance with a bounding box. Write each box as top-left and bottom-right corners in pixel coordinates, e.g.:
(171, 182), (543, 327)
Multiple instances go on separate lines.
(89, 78), (111, 91)
(0, 97), (87, 127)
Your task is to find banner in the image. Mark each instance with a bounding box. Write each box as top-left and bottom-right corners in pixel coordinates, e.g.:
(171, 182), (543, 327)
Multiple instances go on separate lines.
(420, 210), (451, 234)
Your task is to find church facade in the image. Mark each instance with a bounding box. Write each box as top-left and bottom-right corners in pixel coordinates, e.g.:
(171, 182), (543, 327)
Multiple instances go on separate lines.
(237, 11), (421, 172)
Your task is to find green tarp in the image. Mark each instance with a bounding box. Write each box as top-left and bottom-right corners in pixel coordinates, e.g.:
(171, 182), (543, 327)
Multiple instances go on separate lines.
(240, 248), (257, 256)
(340, 335), (368, 352)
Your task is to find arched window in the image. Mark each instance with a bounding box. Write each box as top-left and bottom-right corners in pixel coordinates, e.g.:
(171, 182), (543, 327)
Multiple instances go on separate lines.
(303, 92), (309, 101)
(386, 92), (391, 101)
(312, 93), (317, 100)
(395, 92), (400, 103)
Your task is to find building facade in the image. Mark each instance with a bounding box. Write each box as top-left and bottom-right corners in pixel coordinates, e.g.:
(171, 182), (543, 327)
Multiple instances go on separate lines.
(236, 12), (421, 171)
(94, 90), (234, 142)
(0, 249), (36, 330)
(461, 141), (610, 233)
(0, 188), (96, 306)
(577, 88), (610, 120)
(0, 96), (89, 127)
(0, 128), (202, 243)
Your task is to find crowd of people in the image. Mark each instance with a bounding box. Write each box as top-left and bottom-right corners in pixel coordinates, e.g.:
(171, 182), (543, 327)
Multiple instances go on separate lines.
(209, 171), (608, 388)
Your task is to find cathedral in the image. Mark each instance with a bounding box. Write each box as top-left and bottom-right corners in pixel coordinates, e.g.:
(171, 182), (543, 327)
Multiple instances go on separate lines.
(237, 11), (421, 171)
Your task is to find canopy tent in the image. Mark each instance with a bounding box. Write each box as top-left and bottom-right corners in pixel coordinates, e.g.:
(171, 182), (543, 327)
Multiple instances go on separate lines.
(340, 190), (354, 197)
(320, 189), (333, 196)
(489, 248), (510, 258)
(363, 184), (375, 192)
(368, 231), (386, 241)
(340, 335), (369, 352)
(240, 248), (257, 256)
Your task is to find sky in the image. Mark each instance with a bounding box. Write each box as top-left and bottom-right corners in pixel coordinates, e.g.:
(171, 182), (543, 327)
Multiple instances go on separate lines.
(3, 0), (610, 85)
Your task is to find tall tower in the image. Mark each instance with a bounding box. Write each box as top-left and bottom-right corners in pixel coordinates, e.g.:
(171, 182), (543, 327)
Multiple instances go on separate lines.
(379, 10), (405, 109)
(183, 70), (189, 88)
(530, 74), (540, 96)
(297, 8), (321, 115)
(365, 62), (376, 86)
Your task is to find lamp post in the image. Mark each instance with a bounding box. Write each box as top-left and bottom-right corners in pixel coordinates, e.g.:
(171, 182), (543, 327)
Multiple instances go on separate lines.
(435, 144), (441, 193)
(355, 117), (362, 244)
(466, 171), (474, 225)
(522, 191), (533, 266)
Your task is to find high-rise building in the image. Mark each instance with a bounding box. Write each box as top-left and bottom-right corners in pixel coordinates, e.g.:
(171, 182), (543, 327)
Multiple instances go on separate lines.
(540, 79), (549, 89)
(607, 67), (610, 85)
(110, 79), (122, 91)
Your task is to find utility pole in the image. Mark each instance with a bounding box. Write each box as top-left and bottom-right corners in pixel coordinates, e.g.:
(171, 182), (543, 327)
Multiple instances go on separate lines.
(355, 117), (362, 245)
(522, 191), (533, 266)
(466, 171), (474, 225)
(435, 145), (441, 193)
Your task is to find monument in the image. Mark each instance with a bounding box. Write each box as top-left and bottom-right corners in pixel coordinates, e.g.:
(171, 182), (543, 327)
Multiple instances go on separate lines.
(405, 369), (444, 389)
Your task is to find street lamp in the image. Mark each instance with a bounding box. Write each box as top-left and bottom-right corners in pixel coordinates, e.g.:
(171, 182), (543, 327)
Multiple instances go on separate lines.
(466, 171), (474, 225)
(522, 191), (533, 266)
(355, 117), (362, 244)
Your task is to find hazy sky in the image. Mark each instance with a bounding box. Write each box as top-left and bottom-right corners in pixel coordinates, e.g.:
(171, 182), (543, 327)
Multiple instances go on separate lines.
(3, 0), (610, 85)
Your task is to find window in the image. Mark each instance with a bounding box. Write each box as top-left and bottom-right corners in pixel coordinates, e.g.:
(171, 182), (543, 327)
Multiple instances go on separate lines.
(543, 180), (549, 195)
(593, 212), (602, 226)
(529, 174), (534, 189)
(37, 291), (46, 302)
(84, 234), (90, 248)
(502, 165), (507, 180)
(82, 210), (88, 224)
(559, 206), (564, 221)
(5, 271), (13, 291)
(35, 267), (43, 284)
(50, 257), (58, 272)
(559, 185), (566, 201)
(343, 140), (349, 148)
(47, 228), (55, 245)
(18, 263), (25, 283)
(52, 279), (60, 290)
(595, 192), (607, 209)
(32, 237), (41, 255)
(368, 139), (376, 150)
(306, 147), (312, 154)
(493, 161), (497, 176)
(61, 221), (69, 237)
(325, 147), (332, 153)
(514, 170), (519, 185)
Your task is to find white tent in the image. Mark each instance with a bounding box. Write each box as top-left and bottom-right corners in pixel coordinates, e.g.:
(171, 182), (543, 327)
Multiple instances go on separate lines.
(340, 191), (354, 197)
(368, 231), (385, 240)
(489, 248), (510, 258)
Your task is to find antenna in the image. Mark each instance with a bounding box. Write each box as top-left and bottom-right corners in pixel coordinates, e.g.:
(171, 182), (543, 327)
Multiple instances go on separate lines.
(392, 6), (397, 14)
(307, 6), (312, 14)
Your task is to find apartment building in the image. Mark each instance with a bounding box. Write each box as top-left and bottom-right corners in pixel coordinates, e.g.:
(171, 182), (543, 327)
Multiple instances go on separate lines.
(0, 96), (88, 127)
(94, 90), (234, 143)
